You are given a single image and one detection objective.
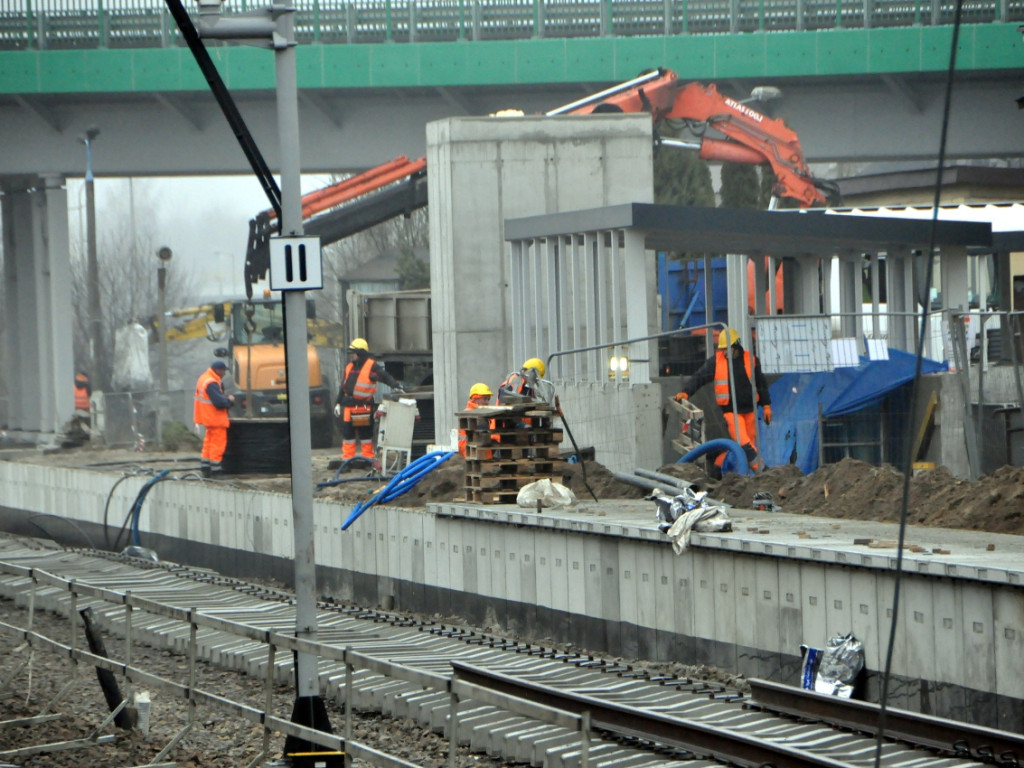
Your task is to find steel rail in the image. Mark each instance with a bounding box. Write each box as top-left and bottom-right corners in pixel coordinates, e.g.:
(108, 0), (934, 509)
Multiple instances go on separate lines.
(747, 678), (1024, 763)
(0, 544), (1016, 768)
(452, 660), (852, 768)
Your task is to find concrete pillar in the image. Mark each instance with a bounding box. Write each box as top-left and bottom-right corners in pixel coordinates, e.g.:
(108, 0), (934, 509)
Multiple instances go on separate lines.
(726, 253), (749, 344)
(837, 253), (861, 339)
(0, 175), (72, 439)
(794, 255), (824, 317)
(887, 247), (914, 352)
(426, 114), (654, 446)
(41, 175), (74, 436)
(941, 246), (970, 313)
(2, 180), (40, 434)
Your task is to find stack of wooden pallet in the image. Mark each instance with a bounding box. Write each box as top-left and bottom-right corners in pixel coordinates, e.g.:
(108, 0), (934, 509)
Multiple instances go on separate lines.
(456, 402), (566, 504)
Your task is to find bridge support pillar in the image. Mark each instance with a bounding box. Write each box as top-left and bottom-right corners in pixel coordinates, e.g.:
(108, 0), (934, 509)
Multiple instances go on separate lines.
(0, 175), (74, 441)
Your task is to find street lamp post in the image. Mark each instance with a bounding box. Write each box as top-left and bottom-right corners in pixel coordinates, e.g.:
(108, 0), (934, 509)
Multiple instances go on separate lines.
(156, 246), (173, 447)
(80, 127), (101, 391)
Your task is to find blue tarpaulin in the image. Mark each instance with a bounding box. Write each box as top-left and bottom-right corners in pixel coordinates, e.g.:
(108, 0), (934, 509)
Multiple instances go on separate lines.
(759, 349), (947, 474)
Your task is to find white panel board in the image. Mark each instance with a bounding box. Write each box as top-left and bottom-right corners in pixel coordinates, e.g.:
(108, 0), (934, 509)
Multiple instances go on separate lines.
(757, 316), (834, 374)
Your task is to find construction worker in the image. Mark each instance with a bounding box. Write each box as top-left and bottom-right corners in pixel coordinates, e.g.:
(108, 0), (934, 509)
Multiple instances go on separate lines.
(194, 360), (235, 477)
(497, 357), (553, 405)
(458, 383), (494, 458)
(675, 328), (771, 472)
(73, 371), (91, 412)
(334, 338), (401, 461)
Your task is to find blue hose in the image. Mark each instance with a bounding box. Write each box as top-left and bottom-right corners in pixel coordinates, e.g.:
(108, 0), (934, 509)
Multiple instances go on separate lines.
(341, 451), (455, 530)
(130, 469), (170, 546)
(676, 438), (751, 476)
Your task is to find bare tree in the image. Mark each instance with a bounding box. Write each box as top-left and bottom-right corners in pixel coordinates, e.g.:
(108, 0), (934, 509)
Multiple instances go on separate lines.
(70, 189), (199, 391)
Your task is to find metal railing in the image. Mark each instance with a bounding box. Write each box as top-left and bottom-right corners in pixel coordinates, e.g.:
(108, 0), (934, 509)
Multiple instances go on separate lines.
(753, 310), (952, 374)
(0, 559), (595, 767)
(1, 0), (1020, 50)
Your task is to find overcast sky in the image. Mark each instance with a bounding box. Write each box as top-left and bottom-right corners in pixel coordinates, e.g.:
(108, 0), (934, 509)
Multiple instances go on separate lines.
(65, 174), (335, 299)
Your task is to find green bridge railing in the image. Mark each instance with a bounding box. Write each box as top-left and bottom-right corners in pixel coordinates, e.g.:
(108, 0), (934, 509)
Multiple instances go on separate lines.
(1, 0), (1021, 50)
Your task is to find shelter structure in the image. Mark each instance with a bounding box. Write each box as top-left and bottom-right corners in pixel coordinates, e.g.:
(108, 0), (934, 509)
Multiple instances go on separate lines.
(504, 202), (1010, 476)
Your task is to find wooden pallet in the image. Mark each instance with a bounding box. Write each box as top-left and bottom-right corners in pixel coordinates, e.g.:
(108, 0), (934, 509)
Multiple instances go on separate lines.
(466, 488), (522, 504)
(481, 429), (564, 446)
(467, 457), (565, 475)
(465, 443), (561, 461)
(465, 474), (539, 490)
(457, 401), (566, 503)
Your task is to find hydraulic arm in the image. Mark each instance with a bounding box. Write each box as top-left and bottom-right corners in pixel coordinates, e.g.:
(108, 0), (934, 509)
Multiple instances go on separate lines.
(551, 68), (832, 208)
(244, 68), (833, 274)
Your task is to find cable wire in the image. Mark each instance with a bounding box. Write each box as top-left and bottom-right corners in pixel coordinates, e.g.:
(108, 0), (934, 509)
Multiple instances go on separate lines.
(341, 451), (454, 530)
(874, 4), (964, 765)
(103, 469), (150, 549)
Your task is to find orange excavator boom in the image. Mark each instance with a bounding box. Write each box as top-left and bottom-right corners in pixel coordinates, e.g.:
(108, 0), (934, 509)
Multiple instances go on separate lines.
(553, 68), (830, 209)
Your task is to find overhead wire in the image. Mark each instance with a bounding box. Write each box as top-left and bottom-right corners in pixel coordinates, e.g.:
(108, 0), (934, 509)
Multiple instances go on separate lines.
(874, 4), (964, 766)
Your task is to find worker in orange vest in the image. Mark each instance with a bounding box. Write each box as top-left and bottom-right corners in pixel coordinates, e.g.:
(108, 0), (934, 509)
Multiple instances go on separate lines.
(675, 328), (771, 473)
(74, 371), (91, 412)
(497, 357), (549, 404)
(194, 360), (235, 477)
(334, 338), (402, 461)
(458, 382), (494, 458)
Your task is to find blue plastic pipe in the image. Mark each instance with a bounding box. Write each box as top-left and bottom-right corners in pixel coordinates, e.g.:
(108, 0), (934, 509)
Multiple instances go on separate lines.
(676, 438), (751, 476)
(130, 469), (170, 545)
(341, 451), (454, 530)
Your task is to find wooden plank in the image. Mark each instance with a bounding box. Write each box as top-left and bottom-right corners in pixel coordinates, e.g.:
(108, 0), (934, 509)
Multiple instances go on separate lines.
(466, 445), (562, 461)
(467, 489), (521, 505)
(466, 457), (566, 474)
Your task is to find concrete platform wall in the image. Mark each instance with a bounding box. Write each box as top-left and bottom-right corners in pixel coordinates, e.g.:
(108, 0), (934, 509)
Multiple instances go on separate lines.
(1, 460), (1022, 731)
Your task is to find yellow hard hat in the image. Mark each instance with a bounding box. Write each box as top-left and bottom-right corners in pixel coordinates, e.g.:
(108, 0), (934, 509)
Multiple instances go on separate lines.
(717, 328), (740, 350)
(522, 357), (546, 378)
(469, 382), (493, 398)
(349, 337), (369, 352)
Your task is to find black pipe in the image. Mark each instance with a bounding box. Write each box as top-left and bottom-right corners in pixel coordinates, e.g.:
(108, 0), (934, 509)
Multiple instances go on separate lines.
(554, 396), (598, 502)
(633, 468), (696, 491)
(79, 607), (135, 730)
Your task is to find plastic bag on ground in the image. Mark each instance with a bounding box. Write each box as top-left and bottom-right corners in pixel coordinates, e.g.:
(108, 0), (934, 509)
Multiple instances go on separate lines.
(800, 633), (864, 697)
(517, 478), (577, 509)
(646, 487), (732, 554)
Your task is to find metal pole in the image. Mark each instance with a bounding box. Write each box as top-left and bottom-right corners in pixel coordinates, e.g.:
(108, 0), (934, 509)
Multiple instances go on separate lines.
(157, 251), (170, 447)
(82, 129), (101, 390)
(274, 0), (328, 740)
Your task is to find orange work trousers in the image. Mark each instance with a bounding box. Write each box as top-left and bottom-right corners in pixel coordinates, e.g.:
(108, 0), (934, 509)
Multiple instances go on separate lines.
(715, 410), (762, 471)
(202, 425), (229, 464)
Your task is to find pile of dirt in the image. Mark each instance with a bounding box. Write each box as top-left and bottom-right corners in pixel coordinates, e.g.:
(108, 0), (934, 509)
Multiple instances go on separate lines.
(701, 458), (1024, 535)
(561, 460), (649, 501)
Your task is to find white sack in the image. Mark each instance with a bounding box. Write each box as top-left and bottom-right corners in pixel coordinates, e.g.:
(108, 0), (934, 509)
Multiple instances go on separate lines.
(112, 323), (153, 392)
(517, 478), (577, 509)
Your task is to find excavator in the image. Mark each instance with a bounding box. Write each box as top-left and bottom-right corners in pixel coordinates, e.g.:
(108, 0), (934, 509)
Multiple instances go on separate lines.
(150, 294), (345, 448)
(244, 67), (835, 290)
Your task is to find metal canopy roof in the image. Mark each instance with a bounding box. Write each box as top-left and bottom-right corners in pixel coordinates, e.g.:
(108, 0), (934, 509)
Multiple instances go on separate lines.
(504, 203), (994, 257)
(826, 202), (1024, 252)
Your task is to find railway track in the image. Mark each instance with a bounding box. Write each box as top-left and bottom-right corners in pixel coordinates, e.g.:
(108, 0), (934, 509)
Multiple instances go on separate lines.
(0, 536), (1020, 768)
